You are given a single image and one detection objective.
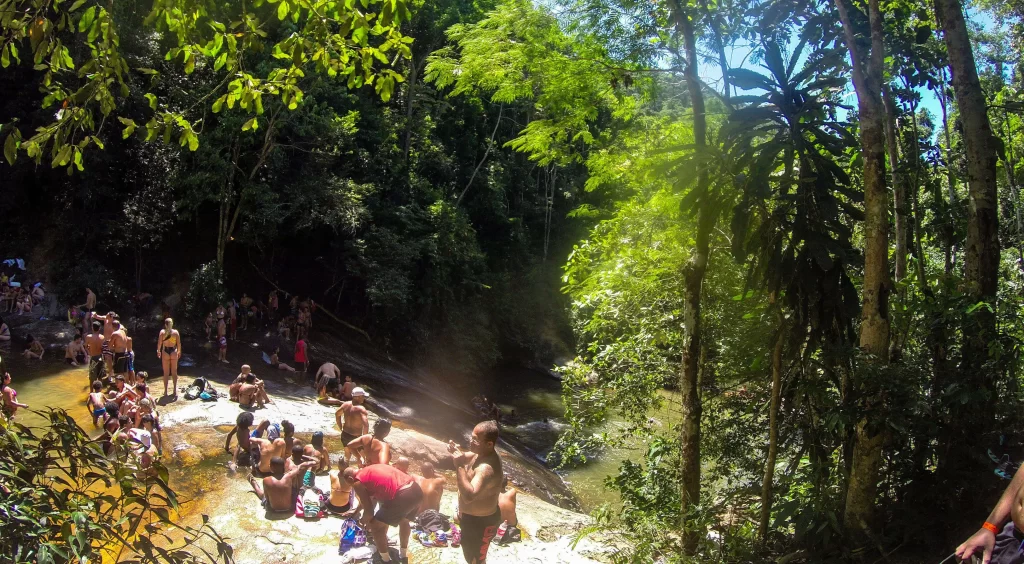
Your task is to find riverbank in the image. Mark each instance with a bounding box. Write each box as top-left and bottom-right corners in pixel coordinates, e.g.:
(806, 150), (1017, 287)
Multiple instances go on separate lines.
(0, 315), (616, 563)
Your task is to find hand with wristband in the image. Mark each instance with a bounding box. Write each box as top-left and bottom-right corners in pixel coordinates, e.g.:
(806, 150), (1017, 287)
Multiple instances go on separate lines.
(956, 522), (998, 564)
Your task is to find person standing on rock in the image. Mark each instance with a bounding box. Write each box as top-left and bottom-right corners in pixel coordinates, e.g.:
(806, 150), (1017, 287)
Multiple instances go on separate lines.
(86, 321), (105, 383)
(336, 387), (370, 453)
(76, 288), (97, 334)
(156, 318), (181, 398)
(344, 463), (423, 564)
(315, 362), (341, 397)
(449, 420), (504, 564)
(216, 312), (228, 364)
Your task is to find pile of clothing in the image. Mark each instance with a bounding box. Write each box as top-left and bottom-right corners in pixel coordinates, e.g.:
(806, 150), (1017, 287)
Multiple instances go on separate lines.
(413, 510), (461, 548)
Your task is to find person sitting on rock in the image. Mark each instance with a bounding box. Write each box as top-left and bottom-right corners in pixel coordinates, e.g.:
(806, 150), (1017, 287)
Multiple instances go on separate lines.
(413, 461), (446, 514)
(135, 399), (163, 455)
(225, 412), (256, 469)
(269, 347), (296, 372)
(238, 373), (270, 410)
(229, 365), (253, 401)
(21, 334), (43, 360)
(393, 456), (411, 473)
(284, 444), (308, 493)
(328, 457), (356, 515)
(497, 477), (520, 544)
(249, 456), (317, 514)
(65, 333), (87, 366)
(303, 431), (330, 472)
(346, 418), (392, 467)
(249, 426), (285, 476)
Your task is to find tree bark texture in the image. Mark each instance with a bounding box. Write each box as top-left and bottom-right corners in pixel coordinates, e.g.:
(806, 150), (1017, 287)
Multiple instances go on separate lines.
(935, 0), (1000, 439)
(835, 0), (890, 546)
(883, 86), (907, 288)
(673, 4), (710, 554)
(759, 315), (786, 544)
(938, 73), (957, 274)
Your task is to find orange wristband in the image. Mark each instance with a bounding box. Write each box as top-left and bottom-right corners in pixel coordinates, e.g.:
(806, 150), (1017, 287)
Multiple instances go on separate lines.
(982, 522), (1000, 535)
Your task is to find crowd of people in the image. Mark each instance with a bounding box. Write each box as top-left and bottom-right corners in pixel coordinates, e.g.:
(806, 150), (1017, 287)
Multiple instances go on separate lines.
(218, 360), (517, 564)
(0, 284), (520, 564)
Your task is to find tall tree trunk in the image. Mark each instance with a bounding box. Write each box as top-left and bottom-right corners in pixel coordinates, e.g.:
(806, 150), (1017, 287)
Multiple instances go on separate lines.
(835, 0), (891, 546)
(759, 311), (786, 544)
(672, 3), (711, 554)
(884, 86), (907, 289)
(939, 72), (958, 274)
(1002, 111), (1023, 242)
(935, 0), (1001, 444)
(402, 55), (421, 173)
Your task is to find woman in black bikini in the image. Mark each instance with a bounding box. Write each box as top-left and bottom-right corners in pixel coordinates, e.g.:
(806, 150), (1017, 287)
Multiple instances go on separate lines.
(156, 318), (182, 398)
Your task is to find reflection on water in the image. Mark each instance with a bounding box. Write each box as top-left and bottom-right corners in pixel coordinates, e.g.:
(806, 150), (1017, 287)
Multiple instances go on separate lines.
(487, 367), (681, 513)
(2, 348), (229, 541)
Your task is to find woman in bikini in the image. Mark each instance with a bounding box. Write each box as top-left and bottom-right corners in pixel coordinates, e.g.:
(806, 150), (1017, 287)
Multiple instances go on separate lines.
(156, 318), (182, 398)
(1, 372), (29, 418)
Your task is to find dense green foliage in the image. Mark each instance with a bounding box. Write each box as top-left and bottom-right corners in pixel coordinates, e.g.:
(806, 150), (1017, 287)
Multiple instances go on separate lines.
(0, 410), (230, 563)
(4, 0), (1024, 560)
(431, 0), (1024, 561)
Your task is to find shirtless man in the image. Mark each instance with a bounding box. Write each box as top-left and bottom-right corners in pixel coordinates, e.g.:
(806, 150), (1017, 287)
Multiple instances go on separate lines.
(249, 430), (285, 475)
(449, 421), (504, 564)
(315, 362), (341, 397)
(340, 374), (355, 401)
(65, 334), (87, 366)
(346, 418), (392, 467)
(228, 301), (237, 341)
(238, 373), (269, 409)
(303, 431), (330, 472)
(283, 444), (309, 492)
(85, 321), (105, 384)
(109, 321), (129, 382)
(77, 288), (97, 334)
(217, 314), (228, 364)
(86, 380), (107, 425)
(413, 461), (446, 514)
(225, 412), (256, 470)
(229, 365), (253, 401)
(239, 293), (253, 330)
(328, 458), (356, 515)
(90, 311), (116, 375)
(393, 456), (410, 473)
(249, 456), (317, 514)
(335, 387), (370, 454)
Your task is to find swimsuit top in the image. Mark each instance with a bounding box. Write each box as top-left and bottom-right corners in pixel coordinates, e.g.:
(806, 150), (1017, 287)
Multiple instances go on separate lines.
(162, 331), (179, 348)
(355, 464), (413, 501)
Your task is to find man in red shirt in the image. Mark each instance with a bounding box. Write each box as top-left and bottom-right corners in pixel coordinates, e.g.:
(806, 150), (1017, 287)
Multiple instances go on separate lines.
(294, 337), (309, 375)
(344, 463), (423, 564)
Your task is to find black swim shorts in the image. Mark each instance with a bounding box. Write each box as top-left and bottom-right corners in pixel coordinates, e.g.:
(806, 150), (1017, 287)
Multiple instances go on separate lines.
(460, 509), (501, 564)
(374, 483), (423, 526)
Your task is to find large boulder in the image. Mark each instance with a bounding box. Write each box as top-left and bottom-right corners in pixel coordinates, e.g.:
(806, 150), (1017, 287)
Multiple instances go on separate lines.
(387, 427), (455, 470)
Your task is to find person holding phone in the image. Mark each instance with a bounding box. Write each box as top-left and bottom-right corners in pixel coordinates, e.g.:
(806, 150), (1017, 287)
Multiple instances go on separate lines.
(449, 420), (504, 564)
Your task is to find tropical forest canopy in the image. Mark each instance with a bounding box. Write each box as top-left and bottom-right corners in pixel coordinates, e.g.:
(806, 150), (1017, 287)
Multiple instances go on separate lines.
(2, 0), (1024, 560)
